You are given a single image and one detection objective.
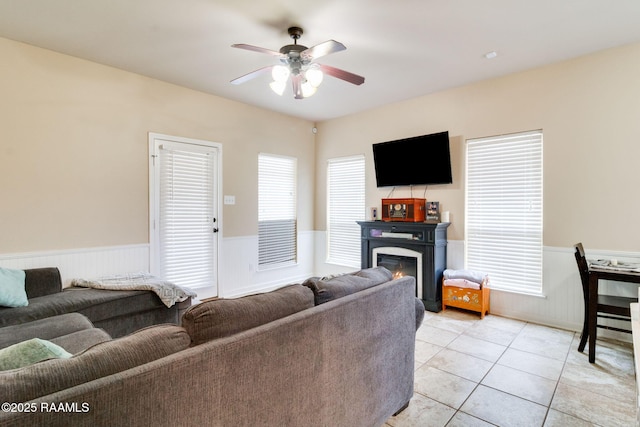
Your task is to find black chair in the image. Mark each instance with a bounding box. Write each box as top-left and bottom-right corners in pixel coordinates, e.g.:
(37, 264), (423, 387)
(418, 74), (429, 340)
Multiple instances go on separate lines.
(574, 242), (636, 352)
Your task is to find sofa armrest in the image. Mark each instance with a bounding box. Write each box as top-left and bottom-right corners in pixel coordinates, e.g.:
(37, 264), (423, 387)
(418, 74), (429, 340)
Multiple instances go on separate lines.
(24, 268), (62, 299)
(0, 313), (94, 349)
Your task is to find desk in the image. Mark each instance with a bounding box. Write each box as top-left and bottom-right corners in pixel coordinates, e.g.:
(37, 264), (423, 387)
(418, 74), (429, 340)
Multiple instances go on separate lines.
(587, 267), (640, 363)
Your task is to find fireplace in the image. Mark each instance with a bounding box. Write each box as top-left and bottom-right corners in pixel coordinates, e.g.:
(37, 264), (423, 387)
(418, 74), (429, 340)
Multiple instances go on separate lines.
(373, 247), (422, 299)
(358, 221), (449, 312)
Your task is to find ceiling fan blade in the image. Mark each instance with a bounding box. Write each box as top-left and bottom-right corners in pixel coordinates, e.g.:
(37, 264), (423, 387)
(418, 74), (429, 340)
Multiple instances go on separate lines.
(230, 66), (274, 85)
(292, 74), (303, 99)
(318, 64), (365, 86)
(231, 44), (283, 57)
(301, 40), (346, 60)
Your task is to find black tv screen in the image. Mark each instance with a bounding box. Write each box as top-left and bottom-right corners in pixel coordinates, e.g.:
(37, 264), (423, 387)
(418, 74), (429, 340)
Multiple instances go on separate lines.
(372, 131), (453, 187)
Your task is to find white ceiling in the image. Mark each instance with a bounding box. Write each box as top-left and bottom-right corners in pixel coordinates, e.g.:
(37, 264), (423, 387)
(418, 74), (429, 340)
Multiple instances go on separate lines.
(1, 0), (640, 122)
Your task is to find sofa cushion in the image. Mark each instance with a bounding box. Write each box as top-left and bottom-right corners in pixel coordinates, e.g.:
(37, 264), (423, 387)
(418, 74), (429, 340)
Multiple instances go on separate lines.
(0, 287), (166, 329)
(354, 266), (394, 282)
(0, 312), (95, 350)
(0, 338), (72, 371)
(182, 284), (315, 346)
(0, 324), (190, 402)
(50, 328), (112, 354)
(302, 267), (393, 305)
(24, 267), (63, 299)
(0, 267), (28, 308)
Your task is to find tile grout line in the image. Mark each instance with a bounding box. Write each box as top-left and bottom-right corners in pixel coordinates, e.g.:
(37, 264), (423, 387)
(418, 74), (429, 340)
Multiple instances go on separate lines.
(540, 332), (576, 426)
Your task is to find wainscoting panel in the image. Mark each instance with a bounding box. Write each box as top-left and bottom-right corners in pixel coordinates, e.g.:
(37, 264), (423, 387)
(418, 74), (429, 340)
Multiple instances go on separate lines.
(4, 236), (637, 339)
(490, 247), (583, 331)
(475, 246), (640, 339)
(0, 233), (316, 300)
(218, 230), (315, 299)
(0, 245), (150, 286)
(446, 240), (465, 270)
(315, 232), (640, 336)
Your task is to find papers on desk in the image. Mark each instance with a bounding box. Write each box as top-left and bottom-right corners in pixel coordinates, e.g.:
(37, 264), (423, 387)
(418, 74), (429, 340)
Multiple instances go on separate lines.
(589, 259), (640, 273)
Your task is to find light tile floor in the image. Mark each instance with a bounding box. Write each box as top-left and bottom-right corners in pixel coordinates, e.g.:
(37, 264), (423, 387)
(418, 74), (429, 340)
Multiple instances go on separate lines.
(386, 309), (637, 427)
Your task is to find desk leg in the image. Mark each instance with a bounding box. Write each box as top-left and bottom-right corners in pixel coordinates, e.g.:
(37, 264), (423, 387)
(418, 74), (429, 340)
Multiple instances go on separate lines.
(588, 273), (598, 363)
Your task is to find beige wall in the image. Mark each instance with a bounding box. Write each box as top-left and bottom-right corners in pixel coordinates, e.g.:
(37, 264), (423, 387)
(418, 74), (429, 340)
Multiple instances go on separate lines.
(2, 35), (639, 257)
(315, 42), (640, 252)
(0, 37), (314, 253)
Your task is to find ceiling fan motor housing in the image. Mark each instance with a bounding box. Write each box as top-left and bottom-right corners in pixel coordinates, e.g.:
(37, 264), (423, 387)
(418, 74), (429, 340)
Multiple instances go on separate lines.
(279, 44), (308, 75)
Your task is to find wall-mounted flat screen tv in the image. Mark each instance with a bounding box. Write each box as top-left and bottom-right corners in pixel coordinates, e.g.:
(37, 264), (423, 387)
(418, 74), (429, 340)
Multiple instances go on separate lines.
(372, 131), (453, 187)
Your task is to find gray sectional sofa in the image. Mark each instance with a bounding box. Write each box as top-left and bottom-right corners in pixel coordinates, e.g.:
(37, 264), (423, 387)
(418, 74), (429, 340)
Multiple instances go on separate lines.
(0, 267), (422, 427)
(0, 267), (191, 338)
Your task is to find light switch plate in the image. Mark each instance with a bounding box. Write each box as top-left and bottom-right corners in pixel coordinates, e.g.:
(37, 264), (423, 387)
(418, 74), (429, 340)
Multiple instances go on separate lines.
(224, 195), (236, 205)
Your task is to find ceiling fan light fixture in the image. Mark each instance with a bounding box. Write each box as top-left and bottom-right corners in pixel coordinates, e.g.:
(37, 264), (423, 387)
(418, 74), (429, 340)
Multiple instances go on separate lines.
(272, 65), (290, 82)
(269, 80), (286, 96)
(301, 81), (317, 98)
(305, 66), (323, 88)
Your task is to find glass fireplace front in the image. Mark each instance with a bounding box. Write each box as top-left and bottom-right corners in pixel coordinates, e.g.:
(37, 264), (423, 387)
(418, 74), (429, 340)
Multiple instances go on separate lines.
(372, 246), (423, 299)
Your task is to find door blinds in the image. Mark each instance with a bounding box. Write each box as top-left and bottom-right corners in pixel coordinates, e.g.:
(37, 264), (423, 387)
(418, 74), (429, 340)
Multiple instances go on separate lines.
(158, 143), (216, 290)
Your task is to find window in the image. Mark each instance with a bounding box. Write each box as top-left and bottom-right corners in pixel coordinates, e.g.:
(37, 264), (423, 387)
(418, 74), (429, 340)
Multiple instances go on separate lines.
(149, 133), (220, 299)
(466, 130), (543, 295)
(326, 155), (366, 267)
(258, 153), (297, 268)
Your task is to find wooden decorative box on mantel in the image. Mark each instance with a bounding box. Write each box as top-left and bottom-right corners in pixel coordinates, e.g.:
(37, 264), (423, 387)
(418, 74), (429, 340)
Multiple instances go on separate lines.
(381, 198), (426, 222)
(442, 279), (490, 319)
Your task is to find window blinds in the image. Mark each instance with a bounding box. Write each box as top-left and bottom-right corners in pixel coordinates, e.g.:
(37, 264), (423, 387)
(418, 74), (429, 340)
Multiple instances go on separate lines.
(466, 130), (543, 295)
(158, 143), (216, 290)
(258, 154), (297, 268)
(327, 155), (365, 267)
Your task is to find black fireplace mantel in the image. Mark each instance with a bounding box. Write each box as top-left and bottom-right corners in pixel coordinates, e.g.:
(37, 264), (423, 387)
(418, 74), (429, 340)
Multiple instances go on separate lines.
(357, 221), (449, 312)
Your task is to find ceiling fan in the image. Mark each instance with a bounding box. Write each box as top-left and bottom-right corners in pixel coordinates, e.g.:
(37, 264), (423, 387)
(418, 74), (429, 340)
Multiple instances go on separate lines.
(230, 27), (365, 99)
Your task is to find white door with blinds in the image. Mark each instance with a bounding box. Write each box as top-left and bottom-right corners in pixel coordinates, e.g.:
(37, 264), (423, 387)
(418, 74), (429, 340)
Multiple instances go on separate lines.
(466, 130), (543, 296)
(149, 133), (221, 300)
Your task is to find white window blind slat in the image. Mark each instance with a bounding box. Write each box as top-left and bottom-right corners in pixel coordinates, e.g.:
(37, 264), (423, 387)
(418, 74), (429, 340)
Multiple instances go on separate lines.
(258, 154), (297, 268)
(158, 145), (216, 290)
(327, 155), (365, 268)
(466, 130), (543, 295)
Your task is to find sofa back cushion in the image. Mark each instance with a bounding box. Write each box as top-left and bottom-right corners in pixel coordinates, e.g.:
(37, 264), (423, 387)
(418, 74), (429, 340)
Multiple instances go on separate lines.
(303, 267), (393, 305)
(24, 267), (63, 299)
(0, 324), (190, 402)
(182, 284), (314, 346)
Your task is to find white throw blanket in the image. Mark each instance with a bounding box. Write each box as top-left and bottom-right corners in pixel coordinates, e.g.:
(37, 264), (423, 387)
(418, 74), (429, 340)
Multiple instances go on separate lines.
(443, 269), (488, 285)
(443, 278), (482, 290)
(71, 273), (197, 308)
